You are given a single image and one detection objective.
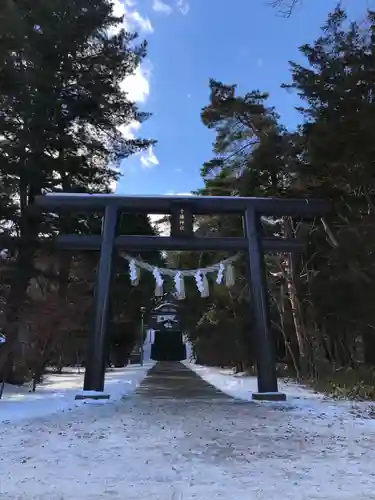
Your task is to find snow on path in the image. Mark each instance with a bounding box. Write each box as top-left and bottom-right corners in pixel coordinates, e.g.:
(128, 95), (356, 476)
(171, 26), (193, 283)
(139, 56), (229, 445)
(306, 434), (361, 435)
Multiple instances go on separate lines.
(1, 362), (375, 499)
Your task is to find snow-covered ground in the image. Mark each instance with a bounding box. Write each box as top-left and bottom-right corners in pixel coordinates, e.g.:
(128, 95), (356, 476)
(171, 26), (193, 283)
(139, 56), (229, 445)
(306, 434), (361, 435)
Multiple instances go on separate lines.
(186, 363), (338, 413)
(186, 362), (375, 420)
(0, 334), (155, 423)
(186, 362), (323, 400)
(0, 362), (155, 423)
(1, 356), (375, 499)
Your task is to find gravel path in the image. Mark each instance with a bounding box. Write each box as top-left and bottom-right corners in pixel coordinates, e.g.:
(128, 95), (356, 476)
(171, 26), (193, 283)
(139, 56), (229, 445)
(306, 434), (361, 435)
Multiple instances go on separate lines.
(135, 361), (232, 400)
(1, 362), (375, 500)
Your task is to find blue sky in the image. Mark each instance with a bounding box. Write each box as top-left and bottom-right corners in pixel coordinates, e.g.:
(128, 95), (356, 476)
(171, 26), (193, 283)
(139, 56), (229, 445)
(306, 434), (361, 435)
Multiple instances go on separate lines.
(116, 0), (374, 196)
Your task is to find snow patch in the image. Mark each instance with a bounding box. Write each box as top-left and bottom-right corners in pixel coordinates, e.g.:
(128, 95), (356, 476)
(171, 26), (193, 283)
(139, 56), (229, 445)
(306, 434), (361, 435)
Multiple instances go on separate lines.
(1, 341), (155, 423)
(184, 362), (375, 421)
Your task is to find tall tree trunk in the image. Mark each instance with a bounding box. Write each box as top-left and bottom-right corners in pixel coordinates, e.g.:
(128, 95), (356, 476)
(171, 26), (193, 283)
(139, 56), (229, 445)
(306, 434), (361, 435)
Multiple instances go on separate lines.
(278, 281), (301, 377)
(2, 244), (34, 383)
(362, 325), (375, 366)
(2, 180), (40, 383)
(283, 218), (311, 376)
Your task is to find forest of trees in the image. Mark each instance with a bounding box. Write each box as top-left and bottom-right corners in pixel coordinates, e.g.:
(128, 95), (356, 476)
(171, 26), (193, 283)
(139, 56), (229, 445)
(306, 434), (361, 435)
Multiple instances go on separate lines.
(1, 1), (375, 399)
(0, 0), (161, 386)
(172, 7), (375, 398)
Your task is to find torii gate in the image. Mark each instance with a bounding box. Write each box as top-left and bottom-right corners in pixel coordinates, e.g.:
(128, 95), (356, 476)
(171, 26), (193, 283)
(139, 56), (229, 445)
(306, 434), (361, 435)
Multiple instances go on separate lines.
(35, 193), (329, 401)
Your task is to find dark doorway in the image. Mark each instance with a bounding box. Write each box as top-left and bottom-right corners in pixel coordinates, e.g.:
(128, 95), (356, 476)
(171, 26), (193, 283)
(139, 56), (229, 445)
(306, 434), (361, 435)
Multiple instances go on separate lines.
(151, 330), (186, 361)
(149, 292), (185, 361)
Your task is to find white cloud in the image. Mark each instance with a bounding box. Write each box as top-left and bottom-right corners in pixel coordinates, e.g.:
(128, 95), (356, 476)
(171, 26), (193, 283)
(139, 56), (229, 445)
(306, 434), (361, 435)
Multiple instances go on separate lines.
(111, 0), (153, 34)
(111, 0), (126, 18)
(177, 0), (190, 15)
(152, 0), (173, 14)
(109, 178), (118, 193)
(110, 1), (163, 176)
(119, 61), (155, 171)
(151, 0), (190, 16)
(117, 120), (141, 139)
(120, 63), (151, 103)
(128, 11), (154, 33)
(140, 146), (159, 168)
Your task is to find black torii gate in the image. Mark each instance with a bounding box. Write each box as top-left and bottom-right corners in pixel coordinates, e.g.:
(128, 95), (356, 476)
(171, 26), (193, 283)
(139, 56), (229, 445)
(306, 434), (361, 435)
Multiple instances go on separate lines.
(35, 193), (329, 401)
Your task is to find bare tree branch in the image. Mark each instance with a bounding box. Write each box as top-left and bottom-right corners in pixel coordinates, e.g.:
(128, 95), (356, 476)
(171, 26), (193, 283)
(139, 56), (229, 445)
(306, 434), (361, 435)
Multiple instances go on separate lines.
(267, 0), (301, 17)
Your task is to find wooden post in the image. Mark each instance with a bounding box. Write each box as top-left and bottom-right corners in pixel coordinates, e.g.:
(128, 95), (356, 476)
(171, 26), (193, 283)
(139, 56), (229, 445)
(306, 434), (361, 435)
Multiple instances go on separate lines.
(244, 208), (286, 401)
(82, 205), (117, 395)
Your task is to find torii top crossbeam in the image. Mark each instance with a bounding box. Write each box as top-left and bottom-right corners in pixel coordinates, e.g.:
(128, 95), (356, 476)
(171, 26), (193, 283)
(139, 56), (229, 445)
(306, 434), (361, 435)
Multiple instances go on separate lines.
(35, 193), (329, 217)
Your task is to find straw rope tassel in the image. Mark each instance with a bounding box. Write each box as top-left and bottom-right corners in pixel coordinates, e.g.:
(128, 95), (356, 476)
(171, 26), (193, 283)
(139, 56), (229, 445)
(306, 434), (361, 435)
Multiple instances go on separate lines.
(133, 265), (140, 286)
(129, 259), (140, 286)
(155, 282), (163, 297)
(153, 268), (164, 297)
(175, 272), (186, 300)
(225, 262), (235, 287)
(201, 273), (209, 298)
(180, 274), (186, 300)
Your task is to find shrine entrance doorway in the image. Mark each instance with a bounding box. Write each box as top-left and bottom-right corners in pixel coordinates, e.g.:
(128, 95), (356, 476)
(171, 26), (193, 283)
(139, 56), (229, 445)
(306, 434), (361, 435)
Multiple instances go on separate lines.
(150, 294), (186, 362)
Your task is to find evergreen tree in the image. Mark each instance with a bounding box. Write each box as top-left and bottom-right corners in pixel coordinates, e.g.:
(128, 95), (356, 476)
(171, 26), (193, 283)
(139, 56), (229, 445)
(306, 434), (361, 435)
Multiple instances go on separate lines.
(188, 6), (375, 386)
(284, 7), (375, 367)
(200, 79), (295, 199)
(181, 80), (295, 369)
(0, 0), (155, 380)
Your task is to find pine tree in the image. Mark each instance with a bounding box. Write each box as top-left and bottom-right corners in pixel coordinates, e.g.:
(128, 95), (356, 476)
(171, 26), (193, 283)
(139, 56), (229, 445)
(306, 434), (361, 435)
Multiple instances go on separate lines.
(192, 7), (375, 377)
(200, 79), (296, 199)
(181, 80), (295, 368)
(0, 0), (155, 380)
(284, 7), (375, 367)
